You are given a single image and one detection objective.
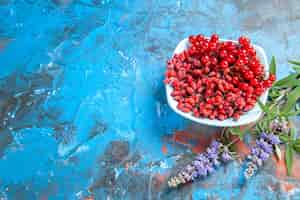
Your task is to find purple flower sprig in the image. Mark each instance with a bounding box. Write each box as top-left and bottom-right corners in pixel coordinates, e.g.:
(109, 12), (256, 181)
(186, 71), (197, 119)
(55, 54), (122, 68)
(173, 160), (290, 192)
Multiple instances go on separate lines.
(167, 140), (235, 188)
(269, 118), (290, 134)
(244, 132), (280, 179)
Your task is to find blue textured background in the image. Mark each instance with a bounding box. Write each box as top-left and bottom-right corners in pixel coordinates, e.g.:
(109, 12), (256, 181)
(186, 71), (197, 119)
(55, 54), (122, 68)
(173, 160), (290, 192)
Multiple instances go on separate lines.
(0, 0), (300, 199)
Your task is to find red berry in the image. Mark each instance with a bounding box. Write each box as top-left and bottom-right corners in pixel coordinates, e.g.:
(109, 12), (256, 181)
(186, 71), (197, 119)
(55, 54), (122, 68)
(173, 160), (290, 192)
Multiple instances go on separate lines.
(233, 113), (240, 120)
(227, 54), (235, 64)
(220, 60), (229, 68)
(238, 36), (250, 47)
(263, 80), (273, 88)
(186, 87), (194, 95)
(181, 107), (191, 113)
(201, 55), (210, 65)
(247, 47), (256, 56)
(269, 74), (276, 81)
(250, 78), (259, 86)
(210, 34), (219, 42)
(244, 71), (254, 80)
(210, 57), (218, 65)
(255, 87), (264, 96)
(219, 50), (228, 58)
(209, 41), (217, 51)
(235, 59), (244, 67)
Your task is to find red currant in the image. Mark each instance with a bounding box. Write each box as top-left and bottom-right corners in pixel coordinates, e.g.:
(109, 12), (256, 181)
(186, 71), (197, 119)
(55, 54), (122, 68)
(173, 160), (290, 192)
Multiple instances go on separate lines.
(201, 55), (210, 65)
(219, 50), (228, 58)
(269, 74), (276, 81)
(165, 34), (271, 121)
(220, 60), (229, 68)
(238, 36), (250, 47)
(210, 34), (219, 42)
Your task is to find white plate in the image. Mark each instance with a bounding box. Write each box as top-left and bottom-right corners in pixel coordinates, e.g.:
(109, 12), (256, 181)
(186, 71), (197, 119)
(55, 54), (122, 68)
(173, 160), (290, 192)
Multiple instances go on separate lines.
(165, 38), (269, 127)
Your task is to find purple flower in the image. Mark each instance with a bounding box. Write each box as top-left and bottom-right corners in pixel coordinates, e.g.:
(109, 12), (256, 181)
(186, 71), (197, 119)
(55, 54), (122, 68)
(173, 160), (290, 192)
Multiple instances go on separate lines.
(206, 147), (218, 160)
(206, 163), (214, 173)
(250, 147), (260, 157)
(220, 146), (232, 162)
(211, 158), (220, 166)
(221, 151), (232, 162)
(210, 140), (221, 149)
(168, 140), (233, 188)
(244, 132), (280, 180)
(191, 171), (198, 179)
(261, 132), (281, 145)
(185, 164), (194, 173)
(256, 139), (273, 154)
(195, 154), (206, 161)
(268, 134), (281, 145)
(260, 132), (268, 139)
(195, 163), (207, 176)
(270, 119), (290, 134)
(259, 150), (270, 161)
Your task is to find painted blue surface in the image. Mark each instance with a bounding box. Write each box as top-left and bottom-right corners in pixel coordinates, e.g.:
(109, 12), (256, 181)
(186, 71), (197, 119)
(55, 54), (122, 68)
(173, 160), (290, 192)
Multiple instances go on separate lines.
(0, 0), (300, 199)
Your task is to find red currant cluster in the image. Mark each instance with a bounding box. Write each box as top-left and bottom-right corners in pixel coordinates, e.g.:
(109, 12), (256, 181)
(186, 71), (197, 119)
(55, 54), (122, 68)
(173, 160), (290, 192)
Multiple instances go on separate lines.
(165, 34), (275, 120)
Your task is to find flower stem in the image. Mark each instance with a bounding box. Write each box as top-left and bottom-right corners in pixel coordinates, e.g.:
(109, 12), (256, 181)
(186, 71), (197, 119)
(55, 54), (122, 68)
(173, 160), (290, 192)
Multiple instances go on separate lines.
(226, 137), (240, 147)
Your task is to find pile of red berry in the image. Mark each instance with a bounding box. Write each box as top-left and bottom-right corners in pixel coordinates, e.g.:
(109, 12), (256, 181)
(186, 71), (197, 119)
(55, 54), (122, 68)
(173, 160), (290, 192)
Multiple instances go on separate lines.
(164, 34), (275, 120)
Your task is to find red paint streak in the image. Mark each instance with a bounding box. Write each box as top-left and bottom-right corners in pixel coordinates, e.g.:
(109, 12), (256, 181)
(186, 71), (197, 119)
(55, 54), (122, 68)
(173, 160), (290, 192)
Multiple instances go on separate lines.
(192, 133), (218, 153)
(191, 143), (206, 154)
(172, 131), (191, 145)
(161, 145), (168, 155)
(171, 129), (221, 153)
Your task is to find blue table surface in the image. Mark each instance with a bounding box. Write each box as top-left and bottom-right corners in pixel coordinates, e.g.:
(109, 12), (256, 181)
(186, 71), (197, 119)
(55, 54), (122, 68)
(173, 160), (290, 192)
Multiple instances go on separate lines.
(0, 0), (300, 199)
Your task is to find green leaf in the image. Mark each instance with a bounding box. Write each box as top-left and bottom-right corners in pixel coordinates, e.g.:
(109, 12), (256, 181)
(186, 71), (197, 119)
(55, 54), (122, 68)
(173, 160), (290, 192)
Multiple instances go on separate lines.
(269, 88), (281, 99)
(285, 144), (293, 176)
(229, 127), (245, 140)
(282, 109), (300, 117)
(281, 87), (300, 113)
(257, 100), (268, 113)
(290, 127), (296, 139)
(293, 139), (300, 153)
(292, 65), (300, 73)
(280, 134), (289, 143)
(270, 56), (276, 75)
(274, 74), (299, 88)
(288, 60), (300, 66)
(283, 80), (300, 88)
(274, 145), (282, 161)
(268, 105), (279, 119)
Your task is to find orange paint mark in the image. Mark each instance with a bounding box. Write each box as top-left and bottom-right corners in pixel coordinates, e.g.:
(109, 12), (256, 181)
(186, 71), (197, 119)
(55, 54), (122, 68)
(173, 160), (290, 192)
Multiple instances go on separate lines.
(227, 135), (250, 157)
(191, 143), (206, 154)
(124, 162), (130, 170)
(191, 135), (214, 153)
(161, 145), (168, 155)
(85, 196), (95, 200)
(155, 173), (167, 183)
(273, 151), (287, 178)
(272, 147), (300, 179)
(201, 183), (211, 188)
(281, 182), (295, 193)
(152, 173), (168, 189)
(235, 140), (250, 156)
(171, 129), (221, 153)
(172, 131), (191, 145)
